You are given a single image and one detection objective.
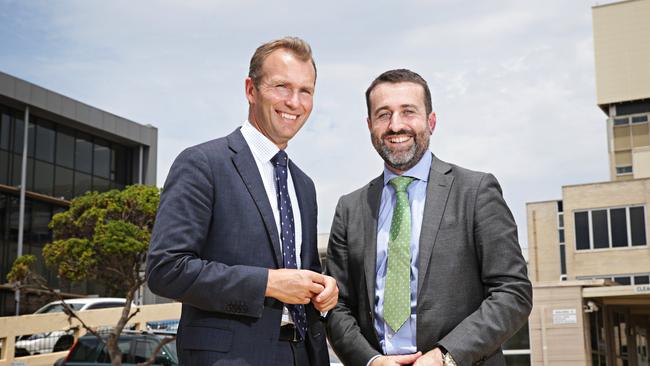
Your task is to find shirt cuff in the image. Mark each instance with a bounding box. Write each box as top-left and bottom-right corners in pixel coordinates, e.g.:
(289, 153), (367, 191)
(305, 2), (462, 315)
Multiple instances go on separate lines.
(366, 355), (381, 366)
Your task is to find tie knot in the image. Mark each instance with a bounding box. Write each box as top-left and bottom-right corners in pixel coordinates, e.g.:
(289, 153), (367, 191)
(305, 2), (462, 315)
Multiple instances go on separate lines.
(389, 176), (414, 193)
(271, 150), (288, 167)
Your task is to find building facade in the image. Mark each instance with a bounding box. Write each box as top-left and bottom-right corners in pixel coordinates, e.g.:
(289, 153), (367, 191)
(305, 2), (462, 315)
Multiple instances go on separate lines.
(526, 1), (650, 364)
(0, 71), (157, 316)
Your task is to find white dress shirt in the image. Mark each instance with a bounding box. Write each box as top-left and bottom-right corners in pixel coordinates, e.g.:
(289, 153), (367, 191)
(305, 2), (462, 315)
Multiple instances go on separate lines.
(240, 120), (302, 325)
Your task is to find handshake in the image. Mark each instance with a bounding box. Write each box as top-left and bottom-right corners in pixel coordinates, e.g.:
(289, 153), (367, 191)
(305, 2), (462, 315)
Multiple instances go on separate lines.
(265, 268), (339, 312)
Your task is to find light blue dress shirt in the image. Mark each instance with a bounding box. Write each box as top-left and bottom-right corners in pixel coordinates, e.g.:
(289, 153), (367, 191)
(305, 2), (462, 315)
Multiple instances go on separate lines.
(374, 152), (432, 356)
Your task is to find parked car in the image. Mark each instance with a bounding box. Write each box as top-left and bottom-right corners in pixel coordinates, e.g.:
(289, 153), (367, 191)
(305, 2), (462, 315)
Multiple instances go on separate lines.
(15, 297), (126, 355)
(59, 332), (177, 365)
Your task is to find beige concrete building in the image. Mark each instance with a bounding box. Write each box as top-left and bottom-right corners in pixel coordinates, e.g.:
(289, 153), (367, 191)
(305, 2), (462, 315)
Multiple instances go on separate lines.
(593, 0), (650, 181)
(526, 1), (650, 364)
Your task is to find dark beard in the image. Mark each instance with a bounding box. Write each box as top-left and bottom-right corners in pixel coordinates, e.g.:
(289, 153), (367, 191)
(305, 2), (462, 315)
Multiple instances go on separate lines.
(371, 129), (430, 172)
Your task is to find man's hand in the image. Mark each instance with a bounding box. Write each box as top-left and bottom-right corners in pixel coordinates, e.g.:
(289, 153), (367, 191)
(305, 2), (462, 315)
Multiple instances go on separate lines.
(413, 348), (443, 366)
(265, 269), (325, 304)
(370, 352), (422, 366)
(311, 274), (339, 312)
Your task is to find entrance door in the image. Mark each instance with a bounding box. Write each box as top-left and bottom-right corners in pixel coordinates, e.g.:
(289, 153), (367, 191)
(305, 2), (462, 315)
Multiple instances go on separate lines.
(610, 308), (632, 366)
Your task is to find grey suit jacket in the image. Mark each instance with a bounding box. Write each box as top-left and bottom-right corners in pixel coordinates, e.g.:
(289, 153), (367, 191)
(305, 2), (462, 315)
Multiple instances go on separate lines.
(146, 129), (328, 366)
(325, 154), (532, 366)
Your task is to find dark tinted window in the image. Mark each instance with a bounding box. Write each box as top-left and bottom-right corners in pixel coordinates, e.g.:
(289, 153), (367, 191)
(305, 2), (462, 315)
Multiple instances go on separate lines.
(560, 244), (566, 274)
(13, 118), (24, 153)
(614, 276), (631, 285)
(592, 210), (609, 249)
(634, 276), (650, 285)
(33, 161), (54, 196)
(74, 171), (92, 196)
(614, 117), (629, 126)
(54, 166), (73, 199)
(610, 208), (628, 247)
(630, 207), (647, 246)
(0, 150), (9, 184)
(632, 115), (648, 123)
(55, 129), (75, 168)
(67, 338), (101, 361)
(575, 212), (590, 250)
(35, 122), (55, 163)
(0, 113), (10, 150)
(558, 214), (564, 227)
(93, 176), (110, 193)
(75, 135), (92, 173)
(558, 229), (565, 243)
(93, 140), (110, 178)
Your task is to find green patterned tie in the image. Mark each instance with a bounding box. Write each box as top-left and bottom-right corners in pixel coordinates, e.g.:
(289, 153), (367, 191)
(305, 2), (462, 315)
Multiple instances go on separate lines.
(384, 176), (415, 333)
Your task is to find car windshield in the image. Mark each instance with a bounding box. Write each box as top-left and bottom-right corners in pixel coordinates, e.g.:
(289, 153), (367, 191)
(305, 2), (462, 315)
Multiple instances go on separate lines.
(37, 303), (84, 313)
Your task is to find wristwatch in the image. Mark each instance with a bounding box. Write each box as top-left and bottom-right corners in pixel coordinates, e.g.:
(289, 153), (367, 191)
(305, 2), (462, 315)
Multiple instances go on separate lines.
(441, 349), (457, 366)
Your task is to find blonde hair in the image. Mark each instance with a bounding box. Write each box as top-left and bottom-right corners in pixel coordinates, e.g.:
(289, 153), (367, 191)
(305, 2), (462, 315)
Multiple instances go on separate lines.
(248, 37), (317, 87)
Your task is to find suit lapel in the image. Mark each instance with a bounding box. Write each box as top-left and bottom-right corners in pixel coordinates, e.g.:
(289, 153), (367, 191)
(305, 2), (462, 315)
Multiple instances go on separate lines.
(364, 174), (384, 311)
(417, 155), (453, 297)
(228, 129), (283, 268)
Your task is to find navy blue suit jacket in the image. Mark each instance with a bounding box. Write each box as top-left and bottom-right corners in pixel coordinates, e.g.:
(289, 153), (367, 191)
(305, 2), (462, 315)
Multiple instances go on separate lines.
(146, 128), (328, 365)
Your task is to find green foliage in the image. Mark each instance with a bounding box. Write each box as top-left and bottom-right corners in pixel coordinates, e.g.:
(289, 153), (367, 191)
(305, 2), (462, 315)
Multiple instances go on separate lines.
(43, 185), (160, 294)
(6, 254), (37, 283)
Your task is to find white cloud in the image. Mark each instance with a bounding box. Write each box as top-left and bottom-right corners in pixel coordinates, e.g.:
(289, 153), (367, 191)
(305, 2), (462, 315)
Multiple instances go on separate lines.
(0, 0), (608, 248)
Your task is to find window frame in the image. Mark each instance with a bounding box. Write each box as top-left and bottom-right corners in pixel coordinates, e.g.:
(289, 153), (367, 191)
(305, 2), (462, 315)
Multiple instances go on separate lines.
(574, 205), (647, 251)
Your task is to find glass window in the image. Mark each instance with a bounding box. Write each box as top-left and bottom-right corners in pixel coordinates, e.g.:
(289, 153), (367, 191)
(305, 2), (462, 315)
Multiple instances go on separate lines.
(592, 210), (609, 249)
(35, 122), (55, 163)
(112, 145), (130, 184)
(93, 140), (110, 178)
(631, 115), (648, 123)
(0, 150), (9, 185)
(560, 244), (566, 275)
(54, 166), (73, 199)
(634, 276), (650, 285)
(559, 229), (565, 243)
(55, 129), (75, 169)
(611, 208), (628, 247)
(558, 213), (564, 227)
(74, 171), (92, 197)
(75, 135), (92, 173)
(93, 177), (110, 193)
(575, 212), (590, 250)
(33, 161), (54, 196)
(13, 117), (24, 153)
(27, 122), (35, 158)
(630, 207), (647, 246)
(616, 166), (633, 175)
(614, 117), (629, 126)
(11, 154), (33, 189)
(31, 201), (51, 237)
(614, 276), (631, 285)
(1, 113), (10, 150)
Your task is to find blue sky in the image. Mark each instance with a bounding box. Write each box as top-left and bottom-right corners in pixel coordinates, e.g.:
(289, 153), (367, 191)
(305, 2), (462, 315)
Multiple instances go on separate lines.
(0, 1), (611, 252)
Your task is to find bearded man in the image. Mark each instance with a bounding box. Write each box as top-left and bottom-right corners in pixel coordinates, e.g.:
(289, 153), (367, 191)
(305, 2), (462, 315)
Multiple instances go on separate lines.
(325, 69), (532, 366)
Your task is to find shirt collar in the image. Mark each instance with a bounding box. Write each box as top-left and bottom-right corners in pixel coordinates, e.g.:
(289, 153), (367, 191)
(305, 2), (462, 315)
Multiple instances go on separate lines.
(241, 120), (280, 163)
(383, 151), (432, 186)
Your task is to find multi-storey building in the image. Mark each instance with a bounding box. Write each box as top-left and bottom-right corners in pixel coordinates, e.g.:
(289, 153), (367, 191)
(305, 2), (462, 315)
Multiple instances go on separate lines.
(526, 1), (650, 364)
(0, 71), (157, 316)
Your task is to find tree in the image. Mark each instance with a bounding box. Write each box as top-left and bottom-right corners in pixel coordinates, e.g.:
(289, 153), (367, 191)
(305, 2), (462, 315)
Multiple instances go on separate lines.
(8, 185), (167, 366)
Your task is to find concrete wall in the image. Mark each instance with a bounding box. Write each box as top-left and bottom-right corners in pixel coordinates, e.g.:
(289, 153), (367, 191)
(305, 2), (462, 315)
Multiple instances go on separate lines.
(530, 283), (589, 365)
(593, 0), (650, 105)
(527, 201), (562, 282)
(563, 179), (650, 279)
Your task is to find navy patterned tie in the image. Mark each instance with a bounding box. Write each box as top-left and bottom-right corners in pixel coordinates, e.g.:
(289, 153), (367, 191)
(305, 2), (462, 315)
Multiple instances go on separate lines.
(271, 150), (307, 339)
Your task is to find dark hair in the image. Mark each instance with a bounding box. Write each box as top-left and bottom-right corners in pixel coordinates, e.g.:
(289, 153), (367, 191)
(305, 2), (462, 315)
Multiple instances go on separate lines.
(365, 69), (432, 117)
(248, 37), (317, 87)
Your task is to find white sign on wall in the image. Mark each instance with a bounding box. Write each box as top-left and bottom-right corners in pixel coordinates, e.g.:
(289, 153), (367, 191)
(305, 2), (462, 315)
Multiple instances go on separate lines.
(552, 308), (577, 325)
